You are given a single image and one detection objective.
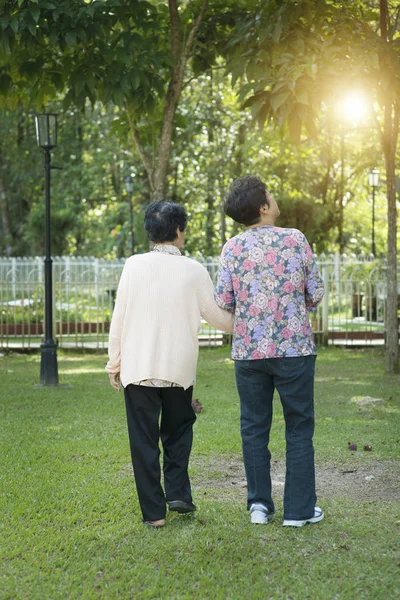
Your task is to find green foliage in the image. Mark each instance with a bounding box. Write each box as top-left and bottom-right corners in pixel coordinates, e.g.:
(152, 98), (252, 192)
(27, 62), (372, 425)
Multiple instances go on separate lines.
(224, 0), (400, 143)
(0, 84), (393, 257)
(0, 0), (170, 111)
(0, 1), (397, 258)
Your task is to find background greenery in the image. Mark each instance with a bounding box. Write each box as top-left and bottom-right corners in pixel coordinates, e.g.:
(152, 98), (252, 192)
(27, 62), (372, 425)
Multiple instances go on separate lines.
(0, 76), (392, 258)
(1, 346), (399, 599)
(0, 0), (398, 258)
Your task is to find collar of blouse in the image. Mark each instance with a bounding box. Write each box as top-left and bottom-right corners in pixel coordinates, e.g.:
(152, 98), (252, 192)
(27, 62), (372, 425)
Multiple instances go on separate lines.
(152, 244), (181, 256)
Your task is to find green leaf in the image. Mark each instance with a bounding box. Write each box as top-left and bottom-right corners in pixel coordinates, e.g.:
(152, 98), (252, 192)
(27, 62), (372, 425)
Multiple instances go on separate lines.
(131, 71), (140, 90)
(31, 9), (41, 23)
(85, 72), (96, 94)
(288, 114), (302, 144)
(62, 88), (75, 110)
(112, 87), (125, 106)
(242, 90), (270, 110)
(0, 15), (10, 28)
(10, 17), (19, 34)
(256, 103), (270, 129)
(27, 22), (37, 37)
(66, 32), (77, 46)
(74, 75), (85, 96)
(0, 28), (10, 53)
(270, 90), (290, 113)
(230, 60), (245, 87)
(294, 87), (309, 105)
(120, 75), (131, 94)
(305, 114), (318, 139)
(0, 73), (12, 94)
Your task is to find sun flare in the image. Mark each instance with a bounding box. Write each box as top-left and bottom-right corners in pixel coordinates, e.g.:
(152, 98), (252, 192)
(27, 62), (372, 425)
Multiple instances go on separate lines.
(336, 91), (369, 124)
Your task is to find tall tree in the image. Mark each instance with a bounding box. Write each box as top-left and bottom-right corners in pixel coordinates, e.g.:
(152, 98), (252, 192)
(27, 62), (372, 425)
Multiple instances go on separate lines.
(0, 0), (247, 199)
(377, 0), (399, 373)
(225, 0), (399, 372)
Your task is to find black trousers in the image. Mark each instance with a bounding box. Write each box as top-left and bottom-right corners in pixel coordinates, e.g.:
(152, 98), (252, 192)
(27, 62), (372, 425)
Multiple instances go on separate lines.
(124, 384), (196, 521)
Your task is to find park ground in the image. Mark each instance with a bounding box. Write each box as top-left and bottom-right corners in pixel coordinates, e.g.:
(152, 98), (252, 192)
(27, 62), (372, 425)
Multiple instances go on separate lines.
(0, 346), (399, 600)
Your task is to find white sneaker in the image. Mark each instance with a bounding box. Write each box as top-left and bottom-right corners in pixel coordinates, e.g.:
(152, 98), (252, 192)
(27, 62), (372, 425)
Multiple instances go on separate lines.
(282, 506), (324, 527)
(250, 503), (274, 524)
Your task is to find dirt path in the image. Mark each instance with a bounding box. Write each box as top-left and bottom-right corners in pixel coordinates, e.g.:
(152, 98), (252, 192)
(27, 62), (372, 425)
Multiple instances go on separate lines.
(190, 456), (400, 503)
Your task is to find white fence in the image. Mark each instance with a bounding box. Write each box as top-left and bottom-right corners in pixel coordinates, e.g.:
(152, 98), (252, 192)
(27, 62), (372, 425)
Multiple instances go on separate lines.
(0, 254), (395, 350)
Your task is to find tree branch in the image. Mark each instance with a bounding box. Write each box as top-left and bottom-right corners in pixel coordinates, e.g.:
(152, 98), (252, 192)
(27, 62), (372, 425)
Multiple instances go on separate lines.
(169, 0), (181, 67)
(125, 103), (154, 191)
(179, 0), (209, 86)
(380, 0), (389, 41)
(152, 0), (209, 198)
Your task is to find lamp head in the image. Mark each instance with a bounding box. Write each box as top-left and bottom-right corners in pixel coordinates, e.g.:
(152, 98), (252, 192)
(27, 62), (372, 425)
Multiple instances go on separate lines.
(368, 168), (380, 188)
(35, 114), (58, 149)
(124, 175), (134, 194)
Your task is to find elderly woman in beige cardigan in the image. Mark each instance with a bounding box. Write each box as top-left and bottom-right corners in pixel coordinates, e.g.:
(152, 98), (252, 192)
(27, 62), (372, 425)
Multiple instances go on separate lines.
(106, 201), (233, 528)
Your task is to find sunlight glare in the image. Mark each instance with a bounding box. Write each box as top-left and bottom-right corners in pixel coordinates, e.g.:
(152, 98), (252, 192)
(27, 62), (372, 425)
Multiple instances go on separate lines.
(337, 91), (369, 124)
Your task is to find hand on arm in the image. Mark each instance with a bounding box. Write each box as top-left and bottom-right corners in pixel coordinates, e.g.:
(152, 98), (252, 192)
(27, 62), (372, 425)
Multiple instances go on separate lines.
(198, 267), (234, 333)
(214, 250), (235, 311)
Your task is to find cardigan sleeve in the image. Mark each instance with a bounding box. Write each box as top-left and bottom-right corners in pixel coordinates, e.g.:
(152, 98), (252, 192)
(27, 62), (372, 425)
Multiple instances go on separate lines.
(214, 246), (235, 310)
(105, 262), (129, 374)
(197, 266), (234, 333)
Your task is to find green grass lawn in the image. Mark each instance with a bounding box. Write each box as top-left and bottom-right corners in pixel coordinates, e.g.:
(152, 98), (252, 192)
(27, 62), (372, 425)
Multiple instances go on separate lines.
(0, 347), (399, 600)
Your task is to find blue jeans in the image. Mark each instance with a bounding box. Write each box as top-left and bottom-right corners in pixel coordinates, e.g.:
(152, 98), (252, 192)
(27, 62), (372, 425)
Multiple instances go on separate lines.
(235, 355), (317, 520)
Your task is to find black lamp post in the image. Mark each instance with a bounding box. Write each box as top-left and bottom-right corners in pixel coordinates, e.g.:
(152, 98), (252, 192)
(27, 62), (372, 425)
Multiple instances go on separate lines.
(368, 168), (380, 257)
(35, 113), (59, 386)
(124, 175), (135, 255)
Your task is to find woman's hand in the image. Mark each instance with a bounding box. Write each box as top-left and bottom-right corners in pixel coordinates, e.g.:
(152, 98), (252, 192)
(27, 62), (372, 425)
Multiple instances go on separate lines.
(109, 372), (121, 392)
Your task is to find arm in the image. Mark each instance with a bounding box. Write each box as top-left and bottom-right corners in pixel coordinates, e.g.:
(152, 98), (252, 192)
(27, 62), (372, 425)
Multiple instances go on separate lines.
(198, 266), (234, 332)
(301, 238), (324, 312)
(105, 261), (130, 375)
(214, 248), (235, 311)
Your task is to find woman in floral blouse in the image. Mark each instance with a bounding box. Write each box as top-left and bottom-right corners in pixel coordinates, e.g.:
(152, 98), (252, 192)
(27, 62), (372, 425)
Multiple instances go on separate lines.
(215, 175), (325, 527)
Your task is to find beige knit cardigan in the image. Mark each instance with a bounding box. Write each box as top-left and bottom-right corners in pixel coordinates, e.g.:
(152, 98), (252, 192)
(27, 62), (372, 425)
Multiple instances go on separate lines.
(105, 251), (234, 389)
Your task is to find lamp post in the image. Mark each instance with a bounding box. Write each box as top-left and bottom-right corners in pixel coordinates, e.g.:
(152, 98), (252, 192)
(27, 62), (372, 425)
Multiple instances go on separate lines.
(124, 175), (135, 255)
(368, 168), (380, 257)
(34, 113), (59, 386)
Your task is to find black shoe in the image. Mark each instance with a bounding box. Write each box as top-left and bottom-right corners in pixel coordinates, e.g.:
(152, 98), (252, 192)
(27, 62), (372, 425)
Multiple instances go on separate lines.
(167, 500), (197, 514)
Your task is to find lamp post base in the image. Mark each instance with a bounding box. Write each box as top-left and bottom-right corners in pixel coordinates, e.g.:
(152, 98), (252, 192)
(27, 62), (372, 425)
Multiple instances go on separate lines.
(39, 341), (59, 386)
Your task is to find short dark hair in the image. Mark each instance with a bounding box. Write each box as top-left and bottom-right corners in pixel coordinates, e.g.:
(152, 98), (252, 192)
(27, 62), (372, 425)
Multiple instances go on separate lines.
(144, 200), (187, 243)
(224, 175), (270, 226)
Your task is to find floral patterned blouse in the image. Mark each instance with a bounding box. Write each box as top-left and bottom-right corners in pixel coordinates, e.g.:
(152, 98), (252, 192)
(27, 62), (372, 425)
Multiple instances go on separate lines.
(215, 226), (324, 360)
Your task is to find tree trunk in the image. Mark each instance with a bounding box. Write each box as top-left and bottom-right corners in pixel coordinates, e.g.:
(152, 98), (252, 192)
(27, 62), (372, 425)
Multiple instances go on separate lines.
(153, 83), (179, 200)
(231, 123), (246, 237)
(380, 0), (399, 373)
(219, 175), (226, 249)
(337, 127), (345, 253)
(0, 177), (12, 254)
(383, 123), (399, 373)
(129, 0), (209, 201)
(205, 75), (215, 254)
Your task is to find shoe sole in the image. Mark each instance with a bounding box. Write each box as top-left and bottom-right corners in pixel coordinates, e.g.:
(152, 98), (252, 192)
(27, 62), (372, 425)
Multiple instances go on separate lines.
(251, 517), (272, 524)
(144, 521), (165, 528)
(251, 513), (275, 524)
(168, 502), (196, 514)
(283, 513), (324, 527)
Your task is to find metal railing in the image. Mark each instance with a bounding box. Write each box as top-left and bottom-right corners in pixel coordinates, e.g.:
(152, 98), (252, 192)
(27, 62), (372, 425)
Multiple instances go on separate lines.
(0, 254), (396, 350)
